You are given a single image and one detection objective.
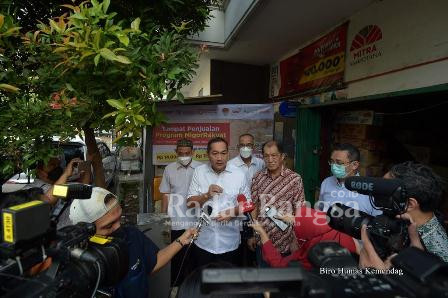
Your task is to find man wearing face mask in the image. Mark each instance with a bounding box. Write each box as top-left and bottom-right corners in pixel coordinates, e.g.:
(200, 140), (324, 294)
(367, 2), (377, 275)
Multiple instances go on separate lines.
(228, 133), (265, 185)
(159, 138), (202, 286)
(317, 143), (382, 216)
(23, 156), (90, 205)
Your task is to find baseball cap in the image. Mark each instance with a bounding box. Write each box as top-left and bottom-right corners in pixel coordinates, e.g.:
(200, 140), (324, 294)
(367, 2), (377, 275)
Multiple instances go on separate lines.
(69, 187), (119, 224)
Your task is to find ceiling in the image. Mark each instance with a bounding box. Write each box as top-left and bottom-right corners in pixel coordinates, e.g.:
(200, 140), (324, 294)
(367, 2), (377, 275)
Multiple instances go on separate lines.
(207, 0), (376, 65)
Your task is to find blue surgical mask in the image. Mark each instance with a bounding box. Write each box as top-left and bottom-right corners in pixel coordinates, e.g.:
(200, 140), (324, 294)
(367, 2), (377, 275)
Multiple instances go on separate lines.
(331, 163), (347, 179)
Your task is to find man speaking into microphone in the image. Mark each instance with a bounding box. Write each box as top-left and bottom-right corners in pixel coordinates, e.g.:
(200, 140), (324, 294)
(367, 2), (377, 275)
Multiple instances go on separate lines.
(186, 137), (250, 268)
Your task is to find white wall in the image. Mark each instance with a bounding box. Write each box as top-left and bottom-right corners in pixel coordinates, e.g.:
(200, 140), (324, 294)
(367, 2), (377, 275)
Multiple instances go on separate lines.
(188, 0), (258, 47)
(180, 53), (211, 98)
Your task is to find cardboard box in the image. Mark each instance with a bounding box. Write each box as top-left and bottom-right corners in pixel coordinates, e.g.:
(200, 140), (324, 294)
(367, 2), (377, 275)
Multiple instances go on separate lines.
(359, 148), (381, 166)
(338, 124), (382, 140)
(336, 110), (383, 126)
(336, 137), (386, 152)
(358, 164), (385, 177)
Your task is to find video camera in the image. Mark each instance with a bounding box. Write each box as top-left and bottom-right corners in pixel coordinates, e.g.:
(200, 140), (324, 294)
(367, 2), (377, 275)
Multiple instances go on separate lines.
(327, 176), (410, 259)
(199, 242), (448, 298)
(0, 184), (129, 297)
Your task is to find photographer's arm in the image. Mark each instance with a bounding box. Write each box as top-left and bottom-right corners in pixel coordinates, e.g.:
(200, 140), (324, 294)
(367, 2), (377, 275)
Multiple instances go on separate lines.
(151, 229), (196, 274)
(43, 158), (81, 205)
(249, 221), (298, 267)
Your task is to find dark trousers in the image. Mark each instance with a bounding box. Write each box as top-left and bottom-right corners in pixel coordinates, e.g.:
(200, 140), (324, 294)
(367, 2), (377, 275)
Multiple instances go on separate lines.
(191, 243), (240, 269)
(170, 229), (190, 287)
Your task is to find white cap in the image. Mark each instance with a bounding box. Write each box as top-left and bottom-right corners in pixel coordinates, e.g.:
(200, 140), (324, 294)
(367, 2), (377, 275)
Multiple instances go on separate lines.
(69, 187), (118, 224)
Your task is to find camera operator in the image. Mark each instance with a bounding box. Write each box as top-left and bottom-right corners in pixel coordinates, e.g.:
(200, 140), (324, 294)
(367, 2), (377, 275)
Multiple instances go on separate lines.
(249, 206), (359, 270)
(381, 162), (448, 263)
(69, 189), (197, 298)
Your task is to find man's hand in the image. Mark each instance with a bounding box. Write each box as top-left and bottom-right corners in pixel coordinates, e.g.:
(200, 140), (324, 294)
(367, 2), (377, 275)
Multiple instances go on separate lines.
(274, 213), (295, 225)
(207, 184), (223, 199)
(247, 237), (257, 252)
(359, 224), (389, 270)
(63, 158), (82, 178)
(178, 228), (198, 245)
(397, 213), (425, 250)
(249, 220), (270, 244)
(214, 208), (234, 222)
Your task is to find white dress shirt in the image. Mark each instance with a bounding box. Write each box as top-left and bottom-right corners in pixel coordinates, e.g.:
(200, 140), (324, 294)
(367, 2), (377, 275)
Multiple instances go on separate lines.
(159, 160), (202, 230)
(187, 163), (251, 254)
(228, 155), (265, 186)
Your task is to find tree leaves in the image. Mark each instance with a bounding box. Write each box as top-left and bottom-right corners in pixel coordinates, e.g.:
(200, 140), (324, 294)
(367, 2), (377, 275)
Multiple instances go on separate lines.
(131, 18), (141, 32)
(0, 84), (19, 93)
(99, 47), (118, 61)
(106, 99), (125, 110)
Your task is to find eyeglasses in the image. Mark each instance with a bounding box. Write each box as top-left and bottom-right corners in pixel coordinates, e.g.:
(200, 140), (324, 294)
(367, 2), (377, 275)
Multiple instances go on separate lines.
(328, 160), (353, 166)
(263, 153), (281, 160)
(238, 143), (254, 148)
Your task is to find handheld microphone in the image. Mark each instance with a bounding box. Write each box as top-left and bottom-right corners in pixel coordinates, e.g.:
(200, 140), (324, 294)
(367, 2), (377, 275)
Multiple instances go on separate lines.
(192, 205), (213, 243)
(237, 194), (255, 223)
(344, 176), (408, 213)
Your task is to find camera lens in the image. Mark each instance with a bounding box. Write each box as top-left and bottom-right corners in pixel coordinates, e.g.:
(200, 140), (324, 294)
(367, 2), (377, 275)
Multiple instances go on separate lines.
(327, 203), (372, 239)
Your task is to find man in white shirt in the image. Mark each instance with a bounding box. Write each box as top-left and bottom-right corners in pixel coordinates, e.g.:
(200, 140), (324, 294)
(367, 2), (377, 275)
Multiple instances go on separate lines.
(227, 133), (264, 266)
(317, 143), (382, 216)
(228, 133), (265, 185)
(187, 137), (250, 268)
(159, 138), (202, 286)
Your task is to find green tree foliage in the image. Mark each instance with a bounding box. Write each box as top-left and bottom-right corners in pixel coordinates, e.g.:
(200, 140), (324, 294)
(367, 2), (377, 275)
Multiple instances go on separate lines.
(0, 0), (211, 182)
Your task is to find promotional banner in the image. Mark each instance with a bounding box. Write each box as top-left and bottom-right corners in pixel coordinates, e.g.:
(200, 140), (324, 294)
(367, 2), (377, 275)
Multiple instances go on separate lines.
(277, 22), (348, 96)
(346, 0), (448, 82)
(153, 104), (274, 165)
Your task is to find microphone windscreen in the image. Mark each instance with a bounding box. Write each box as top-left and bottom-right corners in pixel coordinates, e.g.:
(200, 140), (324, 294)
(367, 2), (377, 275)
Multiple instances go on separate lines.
(345, 176), (404, 197)
(205, 205), (213, 215)
(237, 194), (247, 203)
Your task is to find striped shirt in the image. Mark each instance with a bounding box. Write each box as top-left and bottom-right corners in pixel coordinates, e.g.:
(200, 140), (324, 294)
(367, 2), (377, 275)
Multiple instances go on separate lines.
(252, 166), (305, 254)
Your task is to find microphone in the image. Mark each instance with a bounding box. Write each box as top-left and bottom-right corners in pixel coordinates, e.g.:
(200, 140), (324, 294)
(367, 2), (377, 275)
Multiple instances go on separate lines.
(345, 176), (404, 197)
(52, 183), (94, 200)
(237, 194), (255, 223)
(344, 176), (408, 212)
(192, 205), (213, 243)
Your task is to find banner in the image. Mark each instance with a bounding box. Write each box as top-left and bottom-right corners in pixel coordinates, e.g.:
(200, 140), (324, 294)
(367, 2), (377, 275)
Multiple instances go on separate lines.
(277, 22), (348, 96)
(346, 0), (448, 83)
(153, 104), (274, 165)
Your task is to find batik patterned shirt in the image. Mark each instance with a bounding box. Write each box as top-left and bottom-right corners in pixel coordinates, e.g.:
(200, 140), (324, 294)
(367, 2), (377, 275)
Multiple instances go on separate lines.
(252, 166), (305, 254)
(418, 215), (448, 263)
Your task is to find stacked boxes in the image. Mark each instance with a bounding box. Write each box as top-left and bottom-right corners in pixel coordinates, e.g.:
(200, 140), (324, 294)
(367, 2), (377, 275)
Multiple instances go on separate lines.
(334, 111), (386, 177)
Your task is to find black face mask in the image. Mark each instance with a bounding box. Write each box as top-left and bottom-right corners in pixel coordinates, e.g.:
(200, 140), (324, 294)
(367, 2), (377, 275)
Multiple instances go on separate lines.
(47, 166), (63, 182)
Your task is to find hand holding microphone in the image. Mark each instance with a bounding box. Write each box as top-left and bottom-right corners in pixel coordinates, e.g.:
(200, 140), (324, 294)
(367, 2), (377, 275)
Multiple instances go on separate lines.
(237, 194), (255, 223)
(191, 205), (213, 243)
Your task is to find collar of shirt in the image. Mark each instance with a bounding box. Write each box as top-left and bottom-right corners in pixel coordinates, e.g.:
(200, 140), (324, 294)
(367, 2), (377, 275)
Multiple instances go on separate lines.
(176, 159), (200, 170)
(263, 165), (286, 178)
(234, 155), (257, 167)
(205, 163), (234, 175)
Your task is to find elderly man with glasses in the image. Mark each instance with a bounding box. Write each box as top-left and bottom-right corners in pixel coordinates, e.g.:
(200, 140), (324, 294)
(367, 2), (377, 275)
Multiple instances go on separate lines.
(316, 143), (382, 216)
(247, 140), (305, 267)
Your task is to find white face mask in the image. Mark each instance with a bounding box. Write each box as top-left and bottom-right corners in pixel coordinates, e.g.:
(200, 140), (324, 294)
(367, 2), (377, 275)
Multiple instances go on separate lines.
(239, 147), (253, 159)
(178, 156), (192, 166)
